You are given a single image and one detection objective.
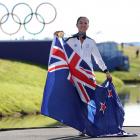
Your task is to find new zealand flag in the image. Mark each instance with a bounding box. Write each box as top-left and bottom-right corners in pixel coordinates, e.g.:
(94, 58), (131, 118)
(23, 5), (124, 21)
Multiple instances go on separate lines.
(41, 36), (126, 137)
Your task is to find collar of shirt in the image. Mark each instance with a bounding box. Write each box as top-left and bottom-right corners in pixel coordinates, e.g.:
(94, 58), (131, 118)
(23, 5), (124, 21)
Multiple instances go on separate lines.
(73, 32), (86, 40)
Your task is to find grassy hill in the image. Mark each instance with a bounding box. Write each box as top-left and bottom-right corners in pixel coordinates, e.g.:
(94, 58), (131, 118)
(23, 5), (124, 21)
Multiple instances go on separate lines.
(112, 46), (140, 82)
(0, 59), (123, 117)
(0, 59), (47, 117)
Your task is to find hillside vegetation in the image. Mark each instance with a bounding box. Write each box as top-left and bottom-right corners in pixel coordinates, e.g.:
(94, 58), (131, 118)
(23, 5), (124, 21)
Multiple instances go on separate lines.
(112, 46), (140, 82)
(0, 59), (123, 117)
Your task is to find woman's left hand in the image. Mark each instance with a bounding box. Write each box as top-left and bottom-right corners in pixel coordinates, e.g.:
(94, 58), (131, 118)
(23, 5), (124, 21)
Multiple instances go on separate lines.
(106, 71), (112, 81)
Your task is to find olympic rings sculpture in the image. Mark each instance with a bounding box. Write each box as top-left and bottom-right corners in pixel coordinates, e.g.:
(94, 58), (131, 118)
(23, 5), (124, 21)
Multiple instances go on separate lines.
(0, 2), (57, 35)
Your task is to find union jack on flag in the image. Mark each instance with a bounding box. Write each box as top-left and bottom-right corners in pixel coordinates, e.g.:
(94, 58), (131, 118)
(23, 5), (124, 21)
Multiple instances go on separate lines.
(41, 36), (126, 137)
(48, 36), (96, 105)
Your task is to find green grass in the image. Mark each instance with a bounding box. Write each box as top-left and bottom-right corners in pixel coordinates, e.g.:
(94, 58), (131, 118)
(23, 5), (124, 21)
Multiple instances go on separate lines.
(0, 114), (58, 129)
(0, 59), (124, 118)
(112, 46), (140, 82)
(0, 59), (47, 116)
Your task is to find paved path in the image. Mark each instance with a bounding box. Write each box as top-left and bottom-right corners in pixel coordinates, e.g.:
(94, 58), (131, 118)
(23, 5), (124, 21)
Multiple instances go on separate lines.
(0, 127), (139, 140)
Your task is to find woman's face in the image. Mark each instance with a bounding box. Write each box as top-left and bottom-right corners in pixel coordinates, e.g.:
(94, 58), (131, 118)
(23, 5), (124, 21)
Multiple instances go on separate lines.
(76, 17), (89, 33)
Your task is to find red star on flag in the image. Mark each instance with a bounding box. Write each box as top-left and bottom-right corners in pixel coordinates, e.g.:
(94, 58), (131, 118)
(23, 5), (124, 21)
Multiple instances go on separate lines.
(100, 102), (106, 114)
(108, 89), (113, 98)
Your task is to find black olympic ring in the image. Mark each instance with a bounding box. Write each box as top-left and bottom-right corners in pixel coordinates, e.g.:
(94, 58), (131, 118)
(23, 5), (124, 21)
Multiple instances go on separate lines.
(0, 2), (57, 35)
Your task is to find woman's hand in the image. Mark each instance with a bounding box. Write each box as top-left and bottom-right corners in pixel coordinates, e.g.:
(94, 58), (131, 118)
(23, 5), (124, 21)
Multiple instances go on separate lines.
(54, 31), (64, 38)
(106, 71), (112, 81)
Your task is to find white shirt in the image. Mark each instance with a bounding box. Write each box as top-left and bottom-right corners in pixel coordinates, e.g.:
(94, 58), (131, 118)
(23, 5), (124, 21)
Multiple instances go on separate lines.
(66, 36), (107, 72)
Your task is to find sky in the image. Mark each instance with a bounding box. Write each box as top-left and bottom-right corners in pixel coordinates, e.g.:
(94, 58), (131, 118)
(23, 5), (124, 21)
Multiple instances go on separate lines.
(0, 0), (140, 43)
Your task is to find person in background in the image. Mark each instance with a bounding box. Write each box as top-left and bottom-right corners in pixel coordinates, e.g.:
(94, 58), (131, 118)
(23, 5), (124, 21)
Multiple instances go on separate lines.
(136, 49), (139, 58)
(55, 16), (112, 136)
(121, 42), (124, 52)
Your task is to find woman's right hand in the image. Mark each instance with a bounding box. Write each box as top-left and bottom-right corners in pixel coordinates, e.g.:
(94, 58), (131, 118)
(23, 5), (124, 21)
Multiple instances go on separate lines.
(54, 31), (64, 38)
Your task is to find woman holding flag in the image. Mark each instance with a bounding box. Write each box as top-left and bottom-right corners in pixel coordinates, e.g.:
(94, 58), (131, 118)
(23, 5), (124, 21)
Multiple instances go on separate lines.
(55, 16), (112, 136)
(55, 17), (111, 80)
(41, 17), (136, 137)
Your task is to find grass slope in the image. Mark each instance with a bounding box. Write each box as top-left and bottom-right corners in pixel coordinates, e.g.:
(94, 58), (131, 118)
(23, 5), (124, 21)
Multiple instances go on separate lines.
(112, 46), (140, 82)
(0, 59), (47, 116)
(0, 59), (123, 117)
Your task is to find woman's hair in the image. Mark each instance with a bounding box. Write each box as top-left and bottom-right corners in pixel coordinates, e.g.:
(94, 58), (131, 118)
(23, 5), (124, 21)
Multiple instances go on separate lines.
(76, 16), (89, 24)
